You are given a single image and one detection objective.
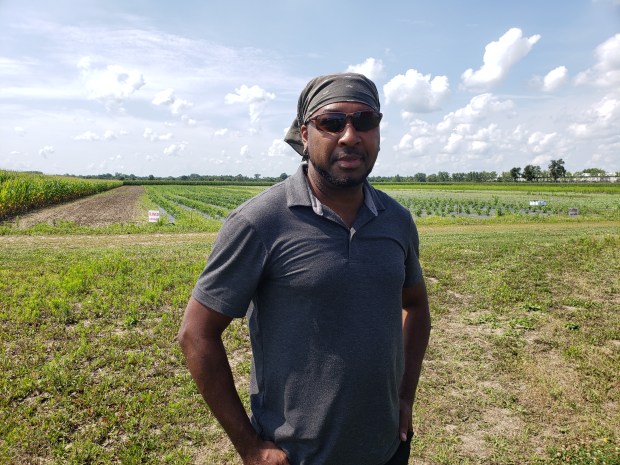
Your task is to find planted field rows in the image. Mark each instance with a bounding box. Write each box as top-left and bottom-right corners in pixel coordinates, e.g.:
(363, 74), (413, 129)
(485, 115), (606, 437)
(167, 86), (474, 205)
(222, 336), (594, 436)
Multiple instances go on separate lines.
(2, 181), (619, 235)
(0, 170), (122, 220)
(145, 183), (620, 229)
(145, 185), (265, 227)
(383, 187), (620, 219)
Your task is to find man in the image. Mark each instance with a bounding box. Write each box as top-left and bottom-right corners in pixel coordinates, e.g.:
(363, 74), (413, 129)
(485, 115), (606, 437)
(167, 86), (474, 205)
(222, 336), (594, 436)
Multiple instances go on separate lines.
(178, 73), (431, 465)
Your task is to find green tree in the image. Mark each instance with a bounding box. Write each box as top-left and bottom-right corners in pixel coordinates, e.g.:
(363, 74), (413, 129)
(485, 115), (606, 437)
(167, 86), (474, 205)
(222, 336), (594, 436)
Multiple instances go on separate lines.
(437, 171), (450, 182)
(548, 159), (567, 181)
(522, 165), (541, 182)
(499, 171), (512, 182)
(581, 168), (606, 176)
(509, 167), (521, 182)
(413, 172), (427, 182)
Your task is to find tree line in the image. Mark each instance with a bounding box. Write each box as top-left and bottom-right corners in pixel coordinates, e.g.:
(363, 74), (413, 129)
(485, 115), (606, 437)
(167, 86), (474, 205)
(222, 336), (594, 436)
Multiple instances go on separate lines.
(507, 161), (618, 182)
(78, 162), (618, 184)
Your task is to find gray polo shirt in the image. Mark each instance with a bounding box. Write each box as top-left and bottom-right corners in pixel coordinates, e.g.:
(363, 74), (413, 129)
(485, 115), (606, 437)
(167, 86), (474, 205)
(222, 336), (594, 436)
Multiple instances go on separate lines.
(193, 165), (423, 465)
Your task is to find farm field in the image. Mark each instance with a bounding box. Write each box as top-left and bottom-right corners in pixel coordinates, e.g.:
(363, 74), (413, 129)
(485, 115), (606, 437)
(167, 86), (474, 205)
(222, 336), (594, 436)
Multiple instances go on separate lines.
(1, 181), (618, 233)
(0, 181), (619, 464)
(8, 186), (146, 229)
(0, 170), (122, 221)
(142, 182), (619, 225)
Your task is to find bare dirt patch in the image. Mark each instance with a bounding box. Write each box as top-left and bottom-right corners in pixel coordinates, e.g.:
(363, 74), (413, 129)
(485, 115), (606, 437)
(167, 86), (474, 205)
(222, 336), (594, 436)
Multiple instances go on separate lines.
(8, 185), (145, 228)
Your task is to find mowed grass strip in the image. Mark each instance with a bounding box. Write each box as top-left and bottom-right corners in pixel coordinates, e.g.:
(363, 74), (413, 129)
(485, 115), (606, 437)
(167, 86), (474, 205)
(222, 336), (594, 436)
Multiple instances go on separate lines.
(1, 223), (619, 464)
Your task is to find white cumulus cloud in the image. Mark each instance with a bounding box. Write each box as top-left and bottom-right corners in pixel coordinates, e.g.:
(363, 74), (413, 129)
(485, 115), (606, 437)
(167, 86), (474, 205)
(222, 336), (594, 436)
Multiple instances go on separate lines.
(104, 130), (117, 140)
(267, 139), (289, 157)
(181, 115), (196, 126)
(384, 69), (450, 113)
(80, 59), (145, 111)
(346, 58), (385, 81)
(163, 142), (187, 156)
(542, 66), (568, 92)
(14, 126), (25, 136)
(568, 94), (620, 139)
(575, 33), (620, 87)
(152, 88), (194, 116)
(171, 99), (192, 115)
(437, 93), (514, 133)
(225, 84), (275, 123)
(393, 119), (438, 154)
(461, 28), (541, 91)
(152, 88), (176, 106)
(528, 131), (557, 153)
(72, 131), (100, 141)
(143, 128), (173, 142)
(393, 94), (518, 161)
(39, 145), (55, 158)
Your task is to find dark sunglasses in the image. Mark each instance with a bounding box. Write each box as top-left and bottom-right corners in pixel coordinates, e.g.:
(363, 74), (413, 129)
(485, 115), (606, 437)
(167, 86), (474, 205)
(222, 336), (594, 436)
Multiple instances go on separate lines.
(305, 110), (382, 134)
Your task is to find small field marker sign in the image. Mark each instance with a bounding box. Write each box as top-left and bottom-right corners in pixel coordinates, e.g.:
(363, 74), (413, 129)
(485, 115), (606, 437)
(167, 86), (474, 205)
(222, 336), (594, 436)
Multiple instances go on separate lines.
(529, 200), (547, 206)
(148, 210), (160, 222)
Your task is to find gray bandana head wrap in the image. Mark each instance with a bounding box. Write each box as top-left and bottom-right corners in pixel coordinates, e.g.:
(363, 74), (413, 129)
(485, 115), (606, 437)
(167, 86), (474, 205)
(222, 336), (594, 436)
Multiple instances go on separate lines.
(284, 73), (381, 157)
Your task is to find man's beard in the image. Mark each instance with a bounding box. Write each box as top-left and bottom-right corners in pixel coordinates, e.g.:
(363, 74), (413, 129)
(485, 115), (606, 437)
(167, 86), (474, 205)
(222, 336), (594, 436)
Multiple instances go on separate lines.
(310, 160), (373, 188)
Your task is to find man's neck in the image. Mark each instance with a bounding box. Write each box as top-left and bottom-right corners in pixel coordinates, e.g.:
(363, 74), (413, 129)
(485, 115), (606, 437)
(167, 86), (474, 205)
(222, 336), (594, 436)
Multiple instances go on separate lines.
(305, 164), (365, 228)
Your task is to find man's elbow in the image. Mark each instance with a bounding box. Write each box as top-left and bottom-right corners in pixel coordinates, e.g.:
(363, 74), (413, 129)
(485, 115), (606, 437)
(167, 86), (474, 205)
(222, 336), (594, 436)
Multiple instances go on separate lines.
(177, 305), (199, 353)
(177, 322), (193, 353)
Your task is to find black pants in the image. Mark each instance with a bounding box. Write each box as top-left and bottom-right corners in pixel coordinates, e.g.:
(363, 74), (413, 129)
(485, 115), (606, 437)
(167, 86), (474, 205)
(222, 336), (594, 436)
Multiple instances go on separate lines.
(382, 431), (413, 465)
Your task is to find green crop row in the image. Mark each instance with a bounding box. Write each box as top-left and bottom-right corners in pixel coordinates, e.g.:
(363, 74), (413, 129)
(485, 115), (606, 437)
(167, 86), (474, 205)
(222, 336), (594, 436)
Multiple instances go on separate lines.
(145, 183), (619, 225)
(384, 188), (620, 220)
(144, 187), (222, 231)
(0, 171), (122, 220)
(145, 185), (264, 223)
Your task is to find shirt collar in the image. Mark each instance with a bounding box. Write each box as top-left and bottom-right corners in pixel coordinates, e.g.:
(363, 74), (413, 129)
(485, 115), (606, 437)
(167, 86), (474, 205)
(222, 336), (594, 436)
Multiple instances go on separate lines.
(286, 164), (384, 216)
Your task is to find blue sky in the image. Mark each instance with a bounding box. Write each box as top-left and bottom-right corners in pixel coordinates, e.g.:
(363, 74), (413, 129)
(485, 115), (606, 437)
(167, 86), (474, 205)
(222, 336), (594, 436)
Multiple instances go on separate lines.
(1, 0), (619, 177)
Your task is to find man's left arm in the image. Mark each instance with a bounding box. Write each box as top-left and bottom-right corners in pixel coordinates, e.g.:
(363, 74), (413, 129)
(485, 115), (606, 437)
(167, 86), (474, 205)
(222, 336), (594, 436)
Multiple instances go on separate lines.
(399, 279), (431, 441)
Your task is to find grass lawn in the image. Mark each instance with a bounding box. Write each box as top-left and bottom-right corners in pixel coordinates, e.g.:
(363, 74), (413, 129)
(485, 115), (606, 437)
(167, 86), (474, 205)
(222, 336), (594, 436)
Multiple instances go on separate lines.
(1, 220), (618, 464)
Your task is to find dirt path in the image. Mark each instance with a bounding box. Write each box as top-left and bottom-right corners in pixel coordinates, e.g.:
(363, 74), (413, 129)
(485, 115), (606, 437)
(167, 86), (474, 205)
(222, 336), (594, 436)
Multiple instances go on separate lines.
(7, 185), (146, 228)
(0, 232), (219, 249)
(2, 220), (616, 251)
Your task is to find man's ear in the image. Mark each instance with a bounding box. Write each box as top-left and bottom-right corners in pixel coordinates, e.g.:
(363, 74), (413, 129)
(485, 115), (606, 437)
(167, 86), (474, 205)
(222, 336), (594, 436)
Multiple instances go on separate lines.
(301, 124), (308, 146)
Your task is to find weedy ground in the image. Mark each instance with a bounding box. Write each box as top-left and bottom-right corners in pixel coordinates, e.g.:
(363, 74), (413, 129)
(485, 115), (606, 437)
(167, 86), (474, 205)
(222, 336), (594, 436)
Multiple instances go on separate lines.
(0, 191), (618, 464)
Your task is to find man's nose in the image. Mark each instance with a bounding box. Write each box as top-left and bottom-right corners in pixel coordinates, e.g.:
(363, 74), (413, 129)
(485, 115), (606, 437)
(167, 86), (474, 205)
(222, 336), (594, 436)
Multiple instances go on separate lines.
(338, 121), (361, 145)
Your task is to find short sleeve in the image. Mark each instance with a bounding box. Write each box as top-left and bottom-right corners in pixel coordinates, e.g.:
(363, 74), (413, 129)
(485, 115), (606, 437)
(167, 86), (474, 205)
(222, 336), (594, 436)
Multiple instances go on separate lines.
(192, 211), (268, 318)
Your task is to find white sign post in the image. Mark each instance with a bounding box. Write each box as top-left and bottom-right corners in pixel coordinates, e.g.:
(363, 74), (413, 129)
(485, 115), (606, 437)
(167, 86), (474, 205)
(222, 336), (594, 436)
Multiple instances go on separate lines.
(148, 210), (160, 223)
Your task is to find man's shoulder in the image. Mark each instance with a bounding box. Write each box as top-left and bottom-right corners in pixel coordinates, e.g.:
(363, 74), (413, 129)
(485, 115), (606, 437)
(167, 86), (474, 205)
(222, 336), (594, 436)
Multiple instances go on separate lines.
(230, 180), (289, 223)
(370, 185), (412, 218)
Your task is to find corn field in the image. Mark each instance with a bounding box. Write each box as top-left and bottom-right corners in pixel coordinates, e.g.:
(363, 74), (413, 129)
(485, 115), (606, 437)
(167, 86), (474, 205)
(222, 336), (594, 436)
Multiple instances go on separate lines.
(0, 170), (122, 220)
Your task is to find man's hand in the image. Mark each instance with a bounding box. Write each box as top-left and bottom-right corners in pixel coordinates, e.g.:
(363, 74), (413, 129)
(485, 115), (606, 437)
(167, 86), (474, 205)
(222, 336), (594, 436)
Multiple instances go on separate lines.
(242, 439), (290, 465)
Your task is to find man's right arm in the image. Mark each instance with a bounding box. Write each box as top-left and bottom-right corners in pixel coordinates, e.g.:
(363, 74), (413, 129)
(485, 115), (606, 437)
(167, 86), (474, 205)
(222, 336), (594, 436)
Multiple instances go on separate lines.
(177, 297), (289, 465)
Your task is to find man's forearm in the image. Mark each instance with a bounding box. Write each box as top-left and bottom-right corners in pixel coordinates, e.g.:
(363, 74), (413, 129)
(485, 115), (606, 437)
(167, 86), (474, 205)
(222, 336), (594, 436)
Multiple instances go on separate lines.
(178, 300), (289, 464)
(180, 332), (261, 458)
(400, 303), (431, 405)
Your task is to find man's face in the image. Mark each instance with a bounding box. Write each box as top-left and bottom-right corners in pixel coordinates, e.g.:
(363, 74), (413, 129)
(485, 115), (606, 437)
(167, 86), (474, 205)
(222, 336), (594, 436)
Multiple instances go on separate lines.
(301, 101), (380, 188)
